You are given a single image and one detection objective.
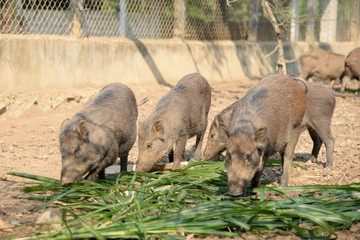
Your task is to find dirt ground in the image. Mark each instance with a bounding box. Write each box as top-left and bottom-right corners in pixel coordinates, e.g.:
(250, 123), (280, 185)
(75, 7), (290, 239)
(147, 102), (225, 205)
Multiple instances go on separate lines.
(0, 78), (359, 239)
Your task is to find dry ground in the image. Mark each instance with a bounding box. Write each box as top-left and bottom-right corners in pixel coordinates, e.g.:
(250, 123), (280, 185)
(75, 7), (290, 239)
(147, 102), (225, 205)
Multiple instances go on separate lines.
(0, 79), (359, 239)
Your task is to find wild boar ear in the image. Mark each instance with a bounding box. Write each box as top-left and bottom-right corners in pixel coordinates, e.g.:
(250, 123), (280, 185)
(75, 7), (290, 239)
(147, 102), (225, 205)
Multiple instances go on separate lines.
(77, 120), (89, 139)
(215, 115), (230, 136)
(220, 124), (230, 137)
(214, 115), (223, 127)
(60, 118), (70, 132)
(152, 120), (165, 140)
(255, 127), (267, 142)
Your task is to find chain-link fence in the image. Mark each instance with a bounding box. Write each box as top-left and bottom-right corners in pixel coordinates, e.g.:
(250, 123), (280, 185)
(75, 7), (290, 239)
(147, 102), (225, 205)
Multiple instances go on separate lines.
(0, 0), (251, 40)
(0, 0), (358, 41)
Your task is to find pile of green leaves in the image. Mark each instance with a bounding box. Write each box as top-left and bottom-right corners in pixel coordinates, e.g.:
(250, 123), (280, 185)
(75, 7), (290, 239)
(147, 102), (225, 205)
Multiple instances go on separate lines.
(9, 159), (360, 239)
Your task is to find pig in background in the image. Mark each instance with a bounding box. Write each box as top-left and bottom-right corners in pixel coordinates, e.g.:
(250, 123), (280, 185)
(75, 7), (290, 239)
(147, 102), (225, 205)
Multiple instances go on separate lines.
(59, 82), (138, 186)
(299, 48), (350, 92)
(203, 81), (335, 169)
(136, 73), (211, 172)
(345, 47), (360, 90)
(300, 82), (336, 168)
(223, 74), (307, 196)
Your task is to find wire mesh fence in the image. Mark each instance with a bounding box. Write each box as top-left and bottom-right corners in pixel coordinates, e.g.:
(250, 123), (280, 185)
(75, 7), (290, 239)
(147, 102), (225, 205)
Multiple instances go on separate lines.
(0, 0), (251, 40)
(0, 0), (358, 41)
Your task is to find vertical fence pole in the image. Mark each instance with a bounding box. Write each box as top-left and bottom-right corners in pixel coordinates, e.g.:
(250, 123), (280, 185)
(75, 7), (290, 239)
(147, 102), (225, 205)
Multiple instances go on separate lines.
(119, 0), (128, 38)
(248, 0), (259, 41)
(320, 0), (338, 43)
(290, 0), (299, 42)
(174, 0), (186, 39)
(350, 0), (359, 42)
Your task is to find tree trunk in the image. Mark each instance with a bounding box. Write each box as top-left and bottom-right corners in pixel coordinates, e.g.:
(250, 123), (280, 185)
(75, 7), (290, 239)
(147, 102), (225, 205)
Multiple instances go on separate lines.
(305, 0), (316, 42)
(174, 0), (186, 39)
(261, 0), (286, 74)
(70, 0), (84, 37)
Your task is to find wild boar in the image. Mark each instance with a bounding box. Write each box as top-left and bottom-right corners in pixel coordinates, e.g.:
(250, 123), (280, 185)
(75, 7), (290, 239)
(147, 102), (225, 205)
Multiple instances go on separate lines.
(301, 82), (335, 168)
(203, 81), (335, 168)
(59, 82), (138, 186)
(299, 48), (350, 91)
(224, 74), (306, 196)
(137, 73), (211, 172)
(202, 102), (236, 161)
(345, 47), (360, 89)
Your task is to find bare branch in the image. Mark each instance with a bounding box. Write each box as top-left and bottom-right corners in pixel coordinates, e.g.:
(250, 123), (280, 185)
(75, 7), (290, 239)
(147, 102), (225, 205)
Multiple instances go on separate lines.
(261, 0), (286, 74)
(226, 0), (237, 7)
(265, 45), (279, 58)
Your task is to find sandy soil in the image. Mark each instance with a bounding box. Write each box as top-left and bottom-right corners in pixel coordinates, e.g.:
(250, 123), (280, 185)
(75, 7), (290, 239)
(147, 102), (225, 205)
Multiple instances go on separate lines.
(0, 79), (359, 239)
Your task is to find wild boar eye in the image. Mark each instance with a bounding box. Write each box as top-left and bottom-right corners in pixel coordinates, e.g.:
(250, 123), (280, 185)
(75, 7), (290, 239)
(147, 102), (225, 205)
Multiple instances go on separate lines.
(210, 133), (215, 139)
(245, 154), (252, 162)
(146, 142), (152, 149)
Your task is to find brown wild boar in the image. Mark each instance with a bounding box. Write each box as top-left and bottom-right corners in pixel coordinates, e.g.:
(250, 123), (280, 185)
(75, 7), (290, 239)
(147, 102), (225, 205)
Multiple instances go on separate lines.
(300, 82), (335, 168)
(300, 48), (350, 91)
(137, 73), (211, 172)
(203, 81), (335, 168)
(345, 47), (360, 89)
(59, 82), (138, 186)
(224, 74), (306, 196)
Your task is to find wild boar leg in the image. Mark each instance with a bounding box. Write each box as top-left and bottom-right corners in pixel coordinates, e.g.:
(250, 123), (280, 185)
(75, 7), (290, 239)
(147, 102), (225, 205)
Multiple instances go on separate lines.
(85, 150), (117, 181)
(172, 138), (187, 170)
(280, 132), (300, 187)
(120, 154), (128, 172)
(308, 127), (322, 161)
(316, 128), (335, 168)
(323, 136), (334, 168)
(341, 75), (350, 92)
(85, 169), (98, 181)
(251, 155), (269, 188)
(194, 121), (207, 160)
(329, 79), (336, 89)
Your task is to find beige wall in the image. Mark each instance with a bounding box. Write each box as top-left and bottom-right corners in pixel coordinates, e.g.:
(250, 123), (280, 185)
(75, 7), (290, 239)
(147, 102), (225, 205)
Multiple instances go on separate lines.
(0, 35), (359, 91)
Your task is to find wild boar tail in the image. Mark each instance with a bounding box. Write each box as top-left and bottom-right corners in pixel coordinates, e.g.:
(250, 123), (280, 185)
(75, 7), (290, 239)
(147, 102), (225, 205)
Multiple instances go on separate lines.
(284, 55), (301, 63)
(291, 76), (308, 94)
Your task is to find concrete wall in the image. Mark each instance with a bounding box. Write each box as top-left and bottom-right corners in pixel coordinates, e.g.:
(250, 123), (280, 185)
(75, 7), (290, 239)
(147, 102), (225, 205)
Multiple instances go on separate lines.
(0, 35), (359, 91)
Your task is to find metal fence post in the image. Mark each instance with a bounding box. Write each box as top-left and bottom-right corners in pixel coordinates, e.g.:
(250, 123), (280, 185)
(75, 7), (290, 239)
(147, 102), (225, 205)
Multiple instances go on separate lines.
(320, 0), (337, 43)
(248, 0), (259, 41)
(350, 0), (359, 42)
(119, 0), (129, 38)
(290, 0), (299, 42)
(174, 0), (186, 39)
